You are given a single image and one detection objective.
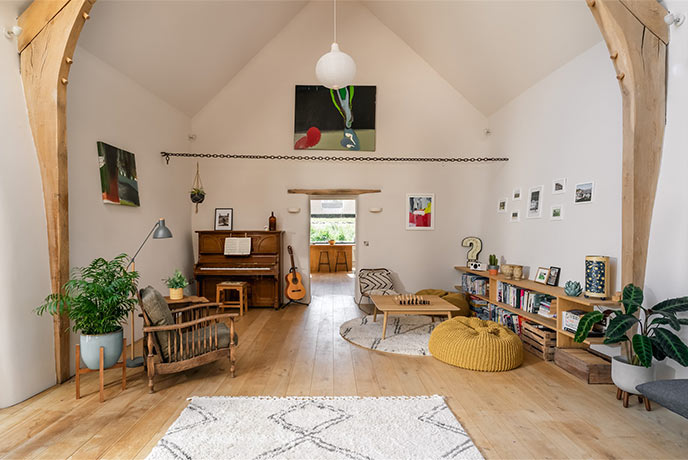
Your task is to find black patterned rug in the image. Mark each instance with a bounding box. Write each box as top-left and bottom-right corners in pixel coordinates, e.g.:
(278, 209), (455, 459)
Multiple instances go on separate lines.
(147, 396), (483, 460)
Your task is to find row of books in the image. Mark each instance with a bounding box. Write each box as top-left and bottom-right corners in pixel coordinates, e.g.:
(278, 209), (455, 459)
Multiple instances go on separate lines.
(461, 273), (488, 296)
(496, 281), (556, 318)
(470, 301), (523, 335)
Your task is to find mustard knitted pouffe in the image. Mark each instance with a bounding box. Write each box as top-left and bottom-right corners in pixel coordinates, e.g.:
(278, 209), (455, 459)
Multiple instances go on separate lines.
(429, 317), (523, 371)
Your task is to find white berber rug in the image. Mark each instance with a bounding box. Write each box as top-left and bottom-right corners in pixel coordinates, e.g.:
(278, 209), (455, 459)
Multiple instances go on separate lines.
(339, 315), (437, 355)
(147, 395), (483, 460)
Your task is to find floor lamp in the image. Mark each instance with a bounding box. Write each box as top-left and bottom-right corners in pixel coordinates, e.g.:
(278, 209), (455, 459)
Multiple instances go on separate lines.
(126, 218), (173, 367)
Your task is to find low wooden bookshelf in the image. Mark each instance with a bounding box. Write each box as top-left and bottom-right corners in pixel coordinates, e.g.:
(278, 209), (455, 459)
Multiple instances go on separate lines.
(454, 266), (620, 348)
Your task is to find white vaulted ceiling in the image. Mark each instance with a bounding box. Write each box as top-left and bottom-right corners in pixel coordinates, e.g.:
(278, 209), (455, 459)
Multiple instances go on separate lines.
(77, 0), (603, 117)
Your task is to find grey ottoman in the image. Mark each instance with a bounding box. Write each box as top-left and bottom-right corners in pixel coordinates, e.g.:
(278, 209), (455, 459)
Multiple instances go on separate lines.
(636, 379), (688, 419)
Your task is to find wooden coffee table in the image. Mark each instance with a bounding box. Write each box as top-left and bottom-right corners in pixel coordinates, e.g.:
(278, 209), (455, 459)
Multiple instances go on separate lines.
(370, 295), (461, 339)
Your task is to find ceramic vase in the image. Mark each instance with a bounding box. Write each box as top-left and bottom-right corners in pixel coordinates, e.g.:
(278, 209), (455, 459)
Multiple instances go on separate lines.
(585, 255), (610, 299)
(612, 356), (656, 395)
(501, 264), (514, 279)
(512, 265), (523, 280)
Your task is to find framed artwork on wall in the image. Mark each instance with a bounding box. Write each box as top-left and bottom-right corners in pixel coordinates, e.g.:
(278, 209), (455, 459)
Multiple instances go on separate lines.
(97, 141), (140, 207)
(510, 209), (520, 223)
(550, 204), (564, 220)
(527, 186), (543, 218)
(574, 182), (594, 204)
(552, 178), (567, 194)
(293, 85), (377, 151)
(406, 193), (434, 230)
(512, 188), (522, 200)
(497, 198), (508, 213)
(214, 208), (233, 230)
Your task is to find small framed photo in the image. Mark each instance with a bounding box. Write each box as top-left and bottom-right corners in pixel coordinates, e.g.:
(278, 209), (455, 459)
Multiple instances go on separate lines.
(406, 193), (434, 230)
(527, 185), (543, 219)
(550, 204), (564, 221)
(512, 188), (522, 201)
(534, 267), (550, 284)
(552, 178), (566, 194)
(546, 266), (561, 286)
(574, 182), (594, 204)
(214, 208), (234, 230)
(510, 209), (520, 223)
(497, 198), (508, 213)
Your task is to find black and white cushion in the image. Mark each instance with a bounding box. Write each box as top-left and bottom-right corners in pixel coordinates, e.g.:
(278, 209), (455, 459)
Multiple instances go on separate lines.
(358, 268), (397, 299)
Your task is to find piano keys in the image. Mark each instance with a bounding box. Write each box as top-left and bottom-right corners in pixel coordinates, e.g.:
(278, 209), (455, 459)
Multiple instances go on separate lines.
(194, 230), (283, 309)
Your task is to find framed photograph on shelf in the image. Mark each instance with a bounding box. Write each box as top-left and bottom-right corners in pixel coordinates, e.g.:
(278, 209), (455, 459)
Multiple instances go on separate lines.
(550, 204), (564, 220)
(527, 186), (543, 218)
(214, 208), (233, 230)
(534, 267), (550, 284)
(552, 178), (566, 194)
(574, 181), (594, 204)
(510, 209), (520, 223)
(512, 188), (522, 200)
(497, 198), (508, 213)
(406, 193), (434, 230)
(546, 266), (561, 286)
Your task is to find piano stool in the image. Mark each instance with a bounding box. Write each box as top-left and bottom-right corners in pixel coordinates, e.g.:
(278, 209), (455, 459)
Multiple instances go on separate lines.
(216, 281), (249, 316)
(335, 250), (349, 272)
(318, 250), (331, 272)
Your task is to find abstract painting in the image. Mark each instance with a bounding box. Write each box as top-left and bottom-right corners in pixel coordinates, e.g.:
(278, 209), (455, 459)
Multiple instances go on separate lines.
(294, 85), (376, 151)
(406, 193), (434, 230)
(97, 141), (140, 207)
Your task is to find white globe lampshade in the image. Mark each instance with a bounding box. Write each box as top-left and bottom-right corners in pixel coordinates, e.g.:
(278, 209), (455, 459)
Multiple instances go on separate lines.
(315, 43), (356, 89)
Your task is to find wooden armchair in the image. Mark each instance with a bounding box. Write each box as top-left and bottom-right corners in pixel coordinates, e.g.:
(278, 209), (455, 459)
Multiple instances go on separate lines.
(138, 287), (237, 393)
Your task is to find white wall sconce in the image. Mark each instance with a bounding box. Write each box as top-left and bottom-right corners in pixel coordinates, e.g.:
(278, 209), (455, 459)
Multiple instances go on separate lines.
(3, 25), (23, 39)
(664, 12), (685, 27)
(287, 207), (301, 214)
(369, 207), (383, 213)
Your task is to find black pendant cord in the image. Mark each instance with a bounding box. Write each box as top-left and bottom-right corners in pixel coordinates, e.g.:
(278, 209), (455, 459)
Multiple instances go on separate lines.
(161, 152), (509, 165)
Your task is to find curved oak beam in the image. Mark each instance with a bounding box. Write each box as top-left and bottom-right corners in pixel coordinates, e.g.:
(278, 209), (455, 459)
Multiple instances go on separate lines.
(19, 0), (95, 383)
(586, 0), (668, 288)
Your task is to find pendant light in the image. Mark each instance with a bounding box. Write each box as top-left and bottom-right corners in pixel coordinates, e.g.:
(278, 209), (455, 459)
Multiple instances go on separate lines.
(315, 0), (356, 89)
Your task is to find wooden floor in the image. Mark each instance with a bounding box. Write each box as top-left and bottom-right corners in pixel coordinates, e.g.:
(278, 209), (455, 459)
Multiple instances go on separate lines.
(1, 272), (687, 459)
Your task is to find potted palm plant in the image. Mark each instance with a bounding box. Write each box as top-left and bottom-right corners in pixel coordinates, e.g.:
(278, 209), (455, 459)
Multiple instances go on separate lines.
(164, 269), (188, 300)
(35, 254), (139, 370)
(575, 284), (688, 395)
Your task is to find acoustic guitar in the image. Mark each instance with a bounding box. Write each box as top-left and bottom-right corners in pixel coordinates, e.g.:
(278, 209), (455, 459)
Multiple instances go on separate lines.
(285, 245), (306, 300)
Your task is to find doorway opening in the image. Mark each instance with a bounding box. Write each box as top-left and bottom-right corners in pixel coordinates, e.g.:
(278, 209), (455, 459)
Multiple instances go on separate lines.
(309, 198), (356, 297)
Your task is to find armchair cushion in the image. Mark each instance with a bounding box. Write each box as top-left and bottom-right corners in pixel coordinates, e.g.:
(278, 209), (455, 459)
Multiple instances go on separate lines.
(358, 268), (394, 294)
(140, 286), (175, 361)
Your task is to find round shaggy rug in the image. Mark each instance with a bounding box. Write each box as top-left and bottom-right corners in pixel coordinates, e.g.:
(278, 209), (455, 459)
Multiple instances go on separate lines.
(339, 315), (437, 355)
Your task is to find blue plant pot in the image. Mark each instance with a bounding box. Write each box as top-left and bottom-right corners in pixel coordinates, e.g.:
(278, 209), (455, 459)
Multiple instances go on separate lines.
(80, 328), (123, 370)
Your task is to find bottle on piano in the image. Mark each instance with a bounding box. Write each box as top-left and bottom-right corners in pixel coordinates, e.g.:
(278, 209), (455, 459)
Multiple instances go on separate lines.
(268, 212), (276, 231)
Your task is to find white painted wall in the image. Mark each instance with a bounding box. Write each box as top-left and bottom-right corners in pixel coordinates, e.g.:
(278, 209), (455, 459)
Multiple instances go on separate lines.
(645, 0), (688, 379)
(66, 47), (193, 373)
(483, 41), (623, 290)
(190, 1), (491, 299)
(0, 2), (55, 408)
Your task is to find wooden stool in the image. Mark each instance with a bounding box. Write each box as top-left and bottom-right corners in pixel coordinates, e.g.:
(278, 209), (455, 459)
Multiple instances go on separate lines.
(334, 250), (349, 272)
(616, 387), (652, 411)
(318, 250), (331, 272)
(216, 281), (249, 316)
(76, 338), (126, 403)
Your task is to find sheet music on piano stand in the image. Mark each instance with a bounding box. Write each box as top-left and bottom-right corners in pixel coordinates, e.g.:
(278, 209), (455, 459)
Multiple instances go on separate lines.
(224, 237), (252, 256)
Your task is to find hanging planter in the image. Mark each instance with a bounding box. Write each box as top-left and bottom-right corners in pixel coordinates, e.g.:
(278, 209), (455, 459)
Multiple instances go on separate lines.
(190, 162), (205, 213)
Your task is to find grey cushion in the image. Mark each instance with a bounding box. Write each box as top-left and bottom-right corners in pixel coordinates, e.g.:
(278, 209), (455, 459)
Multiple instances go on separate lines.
(636, 379), (688, 419)
(140, 286), (174, 361)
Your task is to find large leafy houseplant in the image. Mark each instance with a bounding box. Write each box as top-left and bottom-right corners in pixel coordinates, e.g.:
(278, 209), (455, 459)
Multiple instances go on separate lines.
(36, 254), (139, 335)
(575, 284), (688, 368)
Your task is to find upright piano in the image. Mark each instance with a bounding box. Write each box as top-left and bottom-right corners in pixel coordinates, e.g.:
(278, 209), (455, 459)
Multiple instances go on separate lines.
(194, 230), (283, 309)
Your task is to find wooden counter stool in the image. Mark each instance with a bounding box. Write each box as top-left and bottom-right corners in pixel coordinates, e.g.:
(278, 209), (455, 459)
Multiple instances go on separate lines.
(216, 281), (249, 316)
(334, 250), (349, 272)
(318, 250), (331, 272)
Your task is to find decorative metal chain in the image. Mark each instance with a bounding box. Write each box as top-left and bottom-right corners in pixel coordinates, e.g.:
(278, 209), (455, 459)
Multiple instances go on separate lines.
(161, 152), (509, 164)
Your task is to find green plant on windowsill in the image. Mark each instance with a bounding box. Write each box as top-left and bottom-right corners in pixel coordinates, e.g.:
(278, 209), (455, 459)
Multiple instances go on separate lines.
(164, 269), (189, 289)
(574, 284), (688, 368)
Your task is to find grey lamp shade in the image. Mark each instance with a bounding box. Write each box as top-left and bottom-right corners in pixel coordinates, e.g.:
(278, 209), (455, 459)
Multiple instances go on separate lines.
(153, 218), (173, 239)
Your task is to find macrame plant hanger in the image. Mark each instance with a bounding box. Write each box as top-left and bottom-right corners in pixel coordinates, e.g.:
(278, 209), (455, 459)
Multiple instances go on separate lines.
(190, 162), (205, 213)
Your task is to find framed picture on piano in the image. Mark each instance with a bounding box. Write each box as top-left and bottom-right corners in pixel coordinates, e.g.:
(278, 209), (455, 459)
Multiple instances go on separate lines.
(214, 208), (233, 230)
